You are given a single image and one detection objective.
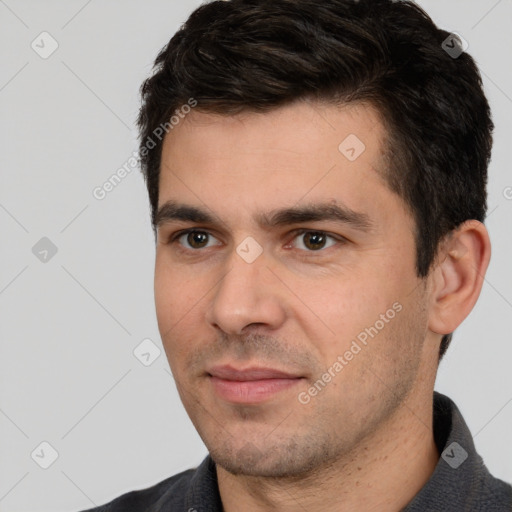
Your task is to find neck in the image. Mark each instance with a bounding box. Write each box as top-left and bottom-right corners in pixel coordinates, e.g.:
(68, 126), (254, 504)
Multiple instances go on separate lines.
(217, 390), (439, 512)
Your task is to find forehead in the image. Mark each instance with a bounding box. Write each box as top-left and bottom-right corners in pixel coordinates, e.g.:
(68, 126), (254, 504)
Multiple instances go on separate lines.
(157, 100), (410, 232)
(162, 100), (385, 162)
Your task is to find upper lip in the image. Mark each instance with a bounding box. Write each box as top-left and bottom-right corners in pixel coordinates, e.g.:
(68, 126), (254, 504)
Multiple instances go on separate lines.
(207, 365), (301, 381)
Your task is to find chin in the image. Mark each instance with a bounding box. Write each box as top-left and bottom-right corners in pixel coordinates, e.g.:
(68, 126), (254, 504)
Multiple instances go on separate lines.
(209, 436), (333, 479)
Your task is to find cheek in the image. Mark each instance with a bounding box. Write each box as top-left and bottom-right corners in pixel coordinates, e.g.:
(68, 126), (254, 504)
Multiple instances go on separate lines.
(299, 272), (391, 330)
(293, 266), (410, 363)
(154, 262), (176, 328)
(154, 259), (201, 347)
(155, 254), (203, 313)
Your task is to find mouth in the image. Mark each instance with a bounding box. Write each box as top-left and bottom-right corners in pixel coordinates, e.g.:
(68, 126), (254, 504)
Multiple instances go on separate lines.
(207, 365), (304, 404)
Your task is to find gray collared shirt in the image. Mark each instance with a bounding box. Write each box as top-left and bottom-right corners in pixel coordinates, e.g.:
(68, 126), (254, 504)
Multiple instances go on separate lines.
(82, 392), (512, 511)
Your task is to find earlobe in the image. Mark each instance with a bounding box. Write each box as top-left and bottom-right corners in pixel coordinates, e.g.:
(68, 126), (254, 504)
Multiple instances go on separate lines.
(428, 220), (491, 336)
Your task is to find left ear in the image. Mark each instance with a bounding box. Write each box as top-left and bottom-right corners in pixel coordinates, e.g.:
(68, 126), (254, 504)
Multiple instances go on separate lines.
(428, 220), (491, 335)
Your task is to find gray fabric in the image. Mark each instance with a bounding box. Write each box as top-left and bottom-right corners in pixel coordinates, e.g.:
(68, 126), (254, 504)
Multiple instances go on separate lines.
(403, 392), (512, 511)
(81, 392), (512, 511)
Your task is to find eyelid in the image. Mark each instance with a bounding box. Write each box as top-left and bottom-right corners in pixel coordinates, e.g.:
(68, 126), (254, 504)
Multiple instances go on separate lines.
(168, 228), (222, 247)
(166, 227), (212, 241)
(166, 228), (346, 251)
(285, 229), (345, 251)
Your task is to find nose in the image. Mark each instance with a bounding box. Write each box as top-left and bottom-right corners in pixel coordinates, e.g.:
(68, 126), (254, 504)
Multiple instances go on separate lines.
(205, 246), (287, 336)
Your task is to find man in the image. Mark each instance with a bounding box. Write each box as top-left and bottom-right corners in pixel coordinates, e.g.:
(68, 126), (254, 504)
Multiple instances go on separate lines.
(83, 0), (512, 510)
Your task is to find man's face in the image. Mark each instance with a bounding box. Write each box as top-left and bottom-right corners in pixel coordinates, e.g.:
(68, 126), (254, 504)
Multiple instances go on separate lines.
(154, 101), (434, 477)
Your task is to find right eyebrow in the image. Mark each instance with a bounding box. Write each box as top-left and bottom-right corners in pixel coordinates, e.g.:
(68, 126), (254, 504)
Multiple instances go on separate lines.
(154, 200), (219, 229)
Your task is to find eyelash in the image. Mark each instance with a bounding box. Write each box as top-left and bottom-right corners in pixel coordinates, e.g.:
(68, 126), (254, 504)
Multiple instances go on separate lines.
(167, 229), (345, 253)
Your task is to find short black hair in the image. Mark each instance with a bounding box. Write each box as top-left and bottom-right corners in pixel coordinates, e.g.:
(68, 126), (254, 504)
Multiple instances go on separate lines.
(137, 0), (493, 360)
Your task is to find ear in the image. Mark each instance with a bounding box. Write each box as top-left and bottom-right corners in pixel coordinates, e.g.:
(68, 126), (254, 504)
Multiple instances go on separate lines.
(428, 220), (491, 336)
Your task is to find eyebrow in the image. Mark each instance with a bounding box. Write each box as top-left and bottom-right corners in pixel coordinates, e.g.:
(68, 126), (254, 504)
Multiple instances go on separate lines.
(154, 200), (373, 232)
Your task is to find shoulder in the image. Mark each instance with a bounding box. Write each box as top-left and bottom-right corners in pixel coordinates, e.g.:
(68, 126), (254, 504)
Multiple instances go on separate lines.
(477, 466), (512, 511)
(78, 466), (196, 512)
(405, 392), (512, 511)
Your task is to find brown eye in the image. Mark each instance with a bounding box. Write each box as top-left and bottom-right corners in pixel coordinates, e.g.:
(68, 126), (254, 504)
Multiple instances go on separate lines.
(185, 231), (209, 248)
(303, 232), (327, 250)
(291, 231), (338, 252)
(174, 230), (220, 250)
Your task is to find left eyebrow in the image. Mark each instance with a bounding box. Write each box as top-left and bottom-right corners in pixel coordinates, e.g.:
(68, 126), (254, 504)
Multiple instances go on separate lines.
(255, 202), (374, 232)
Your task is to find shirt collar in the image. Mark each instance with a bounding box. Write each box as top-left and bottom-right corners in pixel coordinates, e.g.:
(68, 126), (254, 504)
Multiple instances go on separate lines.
(403, 391), (484, 510)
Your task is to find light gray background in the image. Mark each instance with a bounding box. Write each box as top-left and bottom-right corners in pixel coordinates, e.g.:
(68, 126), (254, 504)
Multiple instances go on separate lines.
(1, 1), (511, 510)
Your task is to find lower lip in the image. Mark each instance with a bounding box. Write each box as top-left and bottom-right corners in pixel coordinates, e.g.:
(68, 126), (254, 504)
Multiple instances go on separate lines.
(210, 376), (302, 404)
